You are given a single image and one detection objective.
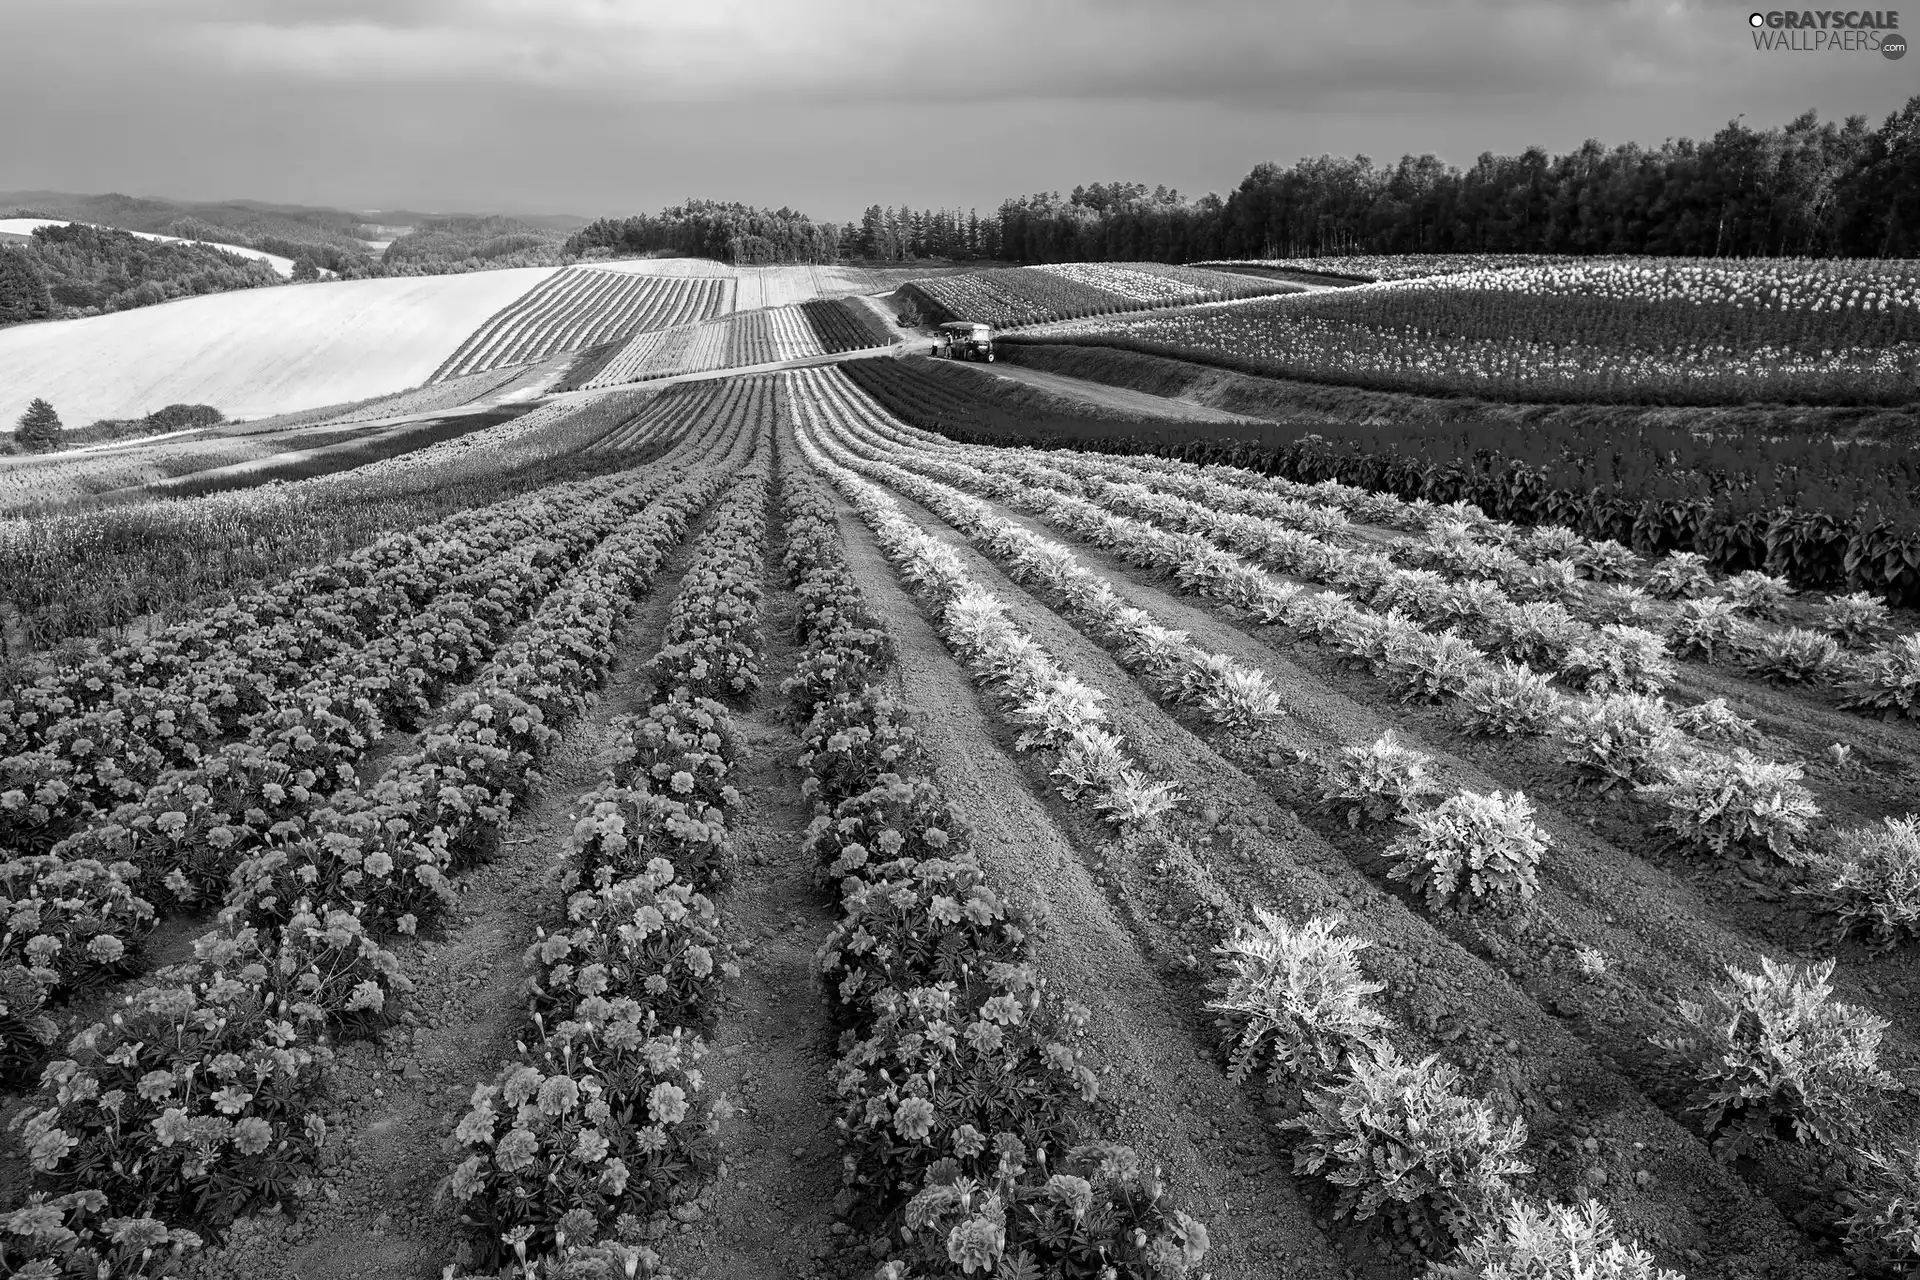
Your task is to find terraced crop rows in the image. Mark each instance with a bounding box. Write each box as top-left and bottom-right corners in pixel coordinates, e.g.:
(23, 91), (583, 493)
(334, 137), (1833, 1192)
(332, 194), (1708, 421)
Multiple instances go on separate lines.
(11, 359), (1920, 1280)
(585, 298), (893, 388)
(432, 267), (732, 383)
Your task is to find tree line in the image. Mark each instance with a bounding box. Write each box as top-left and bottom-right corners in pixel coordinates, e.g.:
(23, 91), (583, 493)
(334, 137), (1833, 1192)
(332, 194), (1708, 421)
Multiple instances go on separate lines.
(993, 97), (1920, 263)
(565, 201), (843, 264)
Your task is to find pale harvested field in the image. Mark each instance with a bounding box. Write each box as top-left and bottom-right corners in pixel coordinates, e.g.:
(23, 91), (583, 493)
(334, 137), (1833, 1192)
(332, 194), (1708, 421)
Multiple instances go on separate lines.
(0, 218), (300, 277)
(0, 268), (556, 426)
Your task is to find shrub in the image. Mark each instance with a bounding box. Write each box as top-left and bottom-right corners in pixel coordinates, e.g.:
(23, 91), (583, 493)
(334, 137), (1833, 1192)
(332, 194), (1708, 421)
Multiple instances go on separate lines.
(1635, 749), (1819, 863)
(1483, 602), (1585, 669)
(1436, 1198), (1684, 1280)
(1387, 790), (1548, 913)
(1800, 816), (1920, 951)
(1556, 694), (1684, 792)
(0, 1190), (202, 1280)
(444, 998), (716, 1270)
(1742, 627), (1840, 684)
(892, 1141), (1211, 1280)
(14, 960), (331, 1230)
(1671, 698), (1761, 747)
(1572, 538), (1639, 582)
(1817, 592), (1891, 648)
(1654, 957), (1894, 1158)
(1523, 526), (1583, 561)
(1840, 635), (1920, 720)
(1723, 570), (1795, 620)
(1457, 662), (1561, 738)
(1558, 624), (1673, 695)
(1286, 1044), (1529, 1254)
(1306, 732), (1442, 827)
(1645, 552), (1714, 600)
(1381, 628), (1481, 704)
(1844, 1142), (1920, 1275)
(1207, 911), (1390, 1089)
(1513, 559), (1580, 604)
(1663, 597), (1741, 660)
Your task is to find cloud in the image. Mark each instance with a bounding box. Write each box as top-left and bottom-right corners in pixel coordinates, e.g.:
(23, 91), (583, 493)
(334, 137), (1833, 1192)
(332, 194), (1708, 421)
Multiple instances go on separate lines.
(0, 0), (1902, 219)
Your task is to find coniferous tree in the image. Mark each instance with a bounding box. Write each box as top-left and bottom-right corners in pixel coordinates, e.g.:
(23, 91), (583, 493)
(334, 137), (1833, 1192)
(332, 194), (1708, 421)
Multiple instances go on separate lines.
(14, 398), (62, 453)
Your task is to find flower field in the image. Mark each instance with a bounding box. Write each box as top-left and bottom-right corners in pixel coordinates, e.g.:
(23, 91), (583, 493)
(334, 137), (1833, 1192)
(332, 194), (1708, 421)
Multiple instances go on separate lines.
(431, 267), (733, 383)
(585, 298), (894, 388)
(1025, 257), (1920, 406)
(10, 315), (1920, 1280)
(898, 264), (1296, 329)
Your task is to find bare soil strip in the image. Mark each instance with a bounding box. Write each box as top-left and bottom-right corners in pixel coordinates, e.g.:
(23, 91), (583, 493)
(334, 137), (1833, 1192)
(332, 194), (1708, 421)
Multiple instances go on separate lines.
(830, 495), (1354, 1280)
(654, 501), (846, 1280)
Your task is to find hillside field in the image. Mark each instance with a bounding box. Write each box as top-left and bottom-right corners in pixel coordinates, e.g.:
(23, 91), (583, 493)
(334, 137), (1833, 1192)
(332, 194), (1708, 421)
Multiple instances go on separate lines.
(0, 218), (300, 277)
(0, 267), (557, 426)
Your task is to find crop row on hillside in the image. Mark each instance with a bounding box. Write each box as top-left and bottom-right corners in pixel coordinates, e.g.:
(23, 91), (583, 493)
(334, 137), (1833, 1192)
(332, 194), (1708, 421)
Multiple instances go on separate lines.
(585, 299), (892, 388)
(788, 366), (1920, 1275)
(0, 389), (667, 657)
(1, 417), (755, 1271)
(898, 263), (1292, 329)
(843, 352), (1920, 607)
(1022, 258), (1920, 406)
(431, 268), (731, 382)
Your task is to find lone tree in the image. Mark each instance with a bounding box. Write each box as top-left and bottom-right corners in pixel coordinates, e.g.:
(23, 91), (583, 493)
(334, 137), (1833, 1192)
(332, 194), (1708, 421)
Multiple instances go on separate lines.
(14, 398), (62, 453)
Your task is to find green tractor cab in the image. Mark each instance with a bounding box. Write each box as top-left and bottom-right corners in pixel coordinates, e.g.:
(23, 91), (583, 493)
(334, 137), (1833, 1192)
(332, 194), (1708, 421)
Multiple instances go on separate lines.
(932, 320), (995, 362)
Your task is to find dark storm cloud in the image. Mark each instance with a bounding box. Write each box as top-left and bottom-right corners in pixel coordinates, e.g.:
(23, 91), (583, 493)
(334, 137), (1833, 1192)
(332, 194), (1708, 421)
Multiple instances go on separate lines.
(0, 0), (1906, 219)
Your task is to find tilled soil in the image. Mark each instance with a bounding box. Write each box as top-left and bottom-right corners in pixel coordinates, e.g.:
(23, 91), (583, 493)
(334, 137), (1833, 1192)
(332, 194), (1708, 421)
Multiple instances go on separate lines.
(654, 513), (846, 1280)
(843, 472), (1848, 1280)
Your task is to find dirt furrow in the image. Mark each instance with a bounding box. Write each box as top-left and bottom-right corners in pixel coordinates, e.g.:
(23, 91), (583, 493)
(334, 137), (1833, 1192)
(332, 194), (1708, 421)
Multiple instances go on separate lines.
(655, 502), (845, 1280)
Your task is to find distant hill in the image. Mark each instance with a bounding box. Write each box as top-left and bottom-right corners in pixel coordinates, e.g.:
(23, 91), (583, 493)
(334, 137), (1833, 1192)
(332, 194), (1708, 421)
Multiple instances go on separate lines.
(0, 192), (589, 276)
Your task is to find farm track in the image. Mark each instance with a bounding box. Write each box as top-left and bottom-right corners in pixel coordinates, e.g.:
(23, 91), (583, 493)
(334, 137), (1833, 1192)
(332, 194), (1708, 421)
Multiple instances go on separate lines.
(794, 376), (1871, 1277)
(653, 487), (844, 1280)
(180, 487), (728, 1280)
(813, 446), (1352, 1280)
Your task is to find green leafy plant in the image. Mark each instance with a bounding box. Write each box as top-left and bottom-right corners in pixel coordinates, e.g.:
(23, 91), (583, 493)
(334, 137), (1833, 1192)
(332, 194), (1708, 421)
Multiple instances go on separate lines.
(1654, 957), (1895, 1158)
(1671, 698), (1760, 747)
(1799, 816), (1920, 951)
(1556, 694), (1684, 792)
(1840, 634), (1920, 720)
(1286, 1044), (1529, 1255)
(1207, 910), (1389, 1090)
(1723, 570), (1795, 620)
(1458, 662), (1560, 738)
(1558, 624), (1673, 695)
(1742, 627), (1840, 684)
(1306, 732), (1441, 827)
(1843, 1142), (1920, 1276)
(1635, 749), (1819, 862)
(1645, 552), (1714, 600)
(1434, 1197), (1684, 1280)
(1387, 789), (1548, 912)
(1817, 591), (1891, 647)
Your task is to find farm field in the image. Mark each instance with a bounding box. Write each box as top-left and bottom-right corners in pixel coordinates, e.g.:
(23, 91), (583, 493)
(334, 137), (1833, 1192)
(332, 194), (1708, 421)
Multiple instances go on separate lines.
(431, 267), (734, 382)
(1024, 256), (1920, 406)
(585, 297), (894, 387)
(898, 262), (1298, 328)
(0, 267), (558, 427)
(6, 323), (1920, 1280)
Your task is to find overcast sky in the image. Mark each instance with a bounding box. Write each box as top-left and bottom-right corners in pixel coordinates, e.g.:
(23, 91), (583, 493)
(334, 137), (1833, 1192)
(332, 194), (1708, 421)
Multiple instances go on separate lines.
(0, 0), (1910, 223)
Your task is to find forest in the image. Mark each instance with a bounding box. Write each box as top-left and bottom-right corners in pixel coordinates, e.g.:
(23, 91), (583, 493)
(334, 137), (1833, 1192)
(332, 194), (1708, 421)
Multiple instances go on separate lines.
(565, 200), (844, 264)
(0, 222), (280, 321)
(993, 96), (1920, 264)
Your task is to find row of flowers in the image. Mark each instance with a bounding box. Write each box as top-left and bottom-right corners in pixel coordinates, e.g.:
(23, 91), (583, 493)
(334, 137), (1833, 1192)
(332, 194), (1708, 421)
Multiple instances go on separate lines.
(1093, 446), (1920, 723)
(775, 427), (1212, 1279)
(445, 433), (772, 1276)
(1, 421), (738, 1094)
(3, 426), (751, 1277)
(824, 389), (1920, 1270)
